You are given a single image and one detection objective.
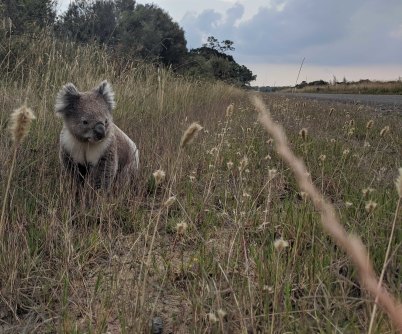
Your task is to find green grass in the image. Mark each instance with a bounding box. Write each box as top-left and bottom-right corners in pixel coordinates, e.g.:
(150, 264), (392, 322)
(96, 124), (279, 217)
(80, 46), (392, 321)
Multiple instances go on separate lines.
(0, 33), (401, 333)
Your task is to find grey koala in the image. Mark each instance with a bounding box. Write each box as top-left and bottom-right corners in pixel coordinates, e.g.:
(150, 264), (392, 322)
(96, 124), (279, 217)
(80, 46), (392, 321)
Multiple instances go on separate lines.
(55, 80), (139, 191)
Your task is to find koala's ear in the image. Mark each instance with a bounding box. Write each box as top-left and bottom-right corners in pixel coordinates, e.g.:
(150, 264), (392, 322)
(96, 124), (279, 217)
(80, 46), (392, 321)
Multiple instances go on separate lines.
(55, 83), (80, 114)
(96, 80), (116, 110)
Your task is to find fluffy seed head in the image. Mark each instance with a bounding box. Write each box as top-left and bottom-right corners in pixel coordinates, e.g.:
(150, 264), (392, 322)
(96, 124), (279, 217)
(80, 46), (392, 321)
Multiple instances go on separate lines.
(180, 122), (203, 148)
(395, 168), (402, 198)
(329, 107), (335, 116)
(217, 309), (227, 319)
(366, 120), (374, 129)
(208, 313), (218, 323)
(268, 168), (277, 180)
(239, 156), (249, 171)
(164, 196), (176, 208)
(318, 154), (326, 162)
(9, 105), (36, 145)
(299, 128), (308, 141)
(300, 192), (308, 201)
(380, 126), (390, 137)
(365, 200), (377, 213)
(362, 187), (374, 199)
(226, 103), (234, 117)
(153, 169), (166, 185)
(274, 238), (289, 252)
(345, 201), (353, 208)
(342, 148), (350, 156)
(175, 222), (188, 234)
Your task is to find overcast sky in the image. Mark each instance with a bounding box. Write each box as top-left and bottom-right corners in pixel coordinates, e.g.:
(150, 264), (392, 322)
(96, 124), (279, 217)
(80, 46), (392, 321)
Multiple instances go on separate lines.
(57, 0), (402, 86)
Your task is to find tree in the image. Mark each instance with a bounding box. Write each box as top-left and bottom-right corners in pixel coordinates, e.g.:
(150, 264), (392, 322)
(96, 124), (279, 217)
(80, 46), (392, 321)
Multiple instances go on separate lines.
(202, 36), (235, 53)
(57, 1), (187, 66)
(186, 39), (256, 86)
(116, 4), (187, 65)
(1, 0), (56, 34)
(55, 0), (117, 45)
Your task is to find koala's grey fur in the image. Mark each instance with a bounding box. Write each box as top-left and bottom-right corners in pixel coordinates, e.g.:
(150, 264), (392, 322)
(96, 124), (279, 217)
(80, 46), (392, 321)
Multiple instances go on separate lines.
(55, 80), (139, 190)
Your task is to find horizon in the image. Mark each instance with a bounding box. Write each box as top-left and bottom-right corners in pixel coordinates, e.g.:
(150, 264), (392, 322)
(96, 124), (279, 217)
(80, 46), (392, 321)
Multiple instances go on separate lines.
(56, 0), (402, 86)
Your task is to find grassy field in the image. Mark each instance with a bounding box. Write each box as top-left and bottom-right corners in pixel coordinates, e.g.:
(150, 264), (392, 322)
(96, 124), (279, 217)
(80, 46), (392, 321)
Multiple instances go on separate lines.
(1, 35), (401, 333)
(290, 80), (402, 95)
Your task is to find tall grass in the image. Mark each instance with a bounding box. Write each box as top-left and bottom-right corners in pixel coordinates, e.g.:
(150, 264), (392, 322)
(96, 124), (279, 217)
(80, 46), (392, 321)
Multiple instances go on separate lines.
(1, 32), (401, 333)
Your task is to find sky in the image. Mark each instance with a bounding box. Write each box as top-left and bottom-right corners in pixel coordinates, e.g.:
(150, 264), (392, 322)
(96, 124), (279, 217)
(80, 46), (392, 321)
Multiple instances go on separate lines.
(57, 0), (402, 86)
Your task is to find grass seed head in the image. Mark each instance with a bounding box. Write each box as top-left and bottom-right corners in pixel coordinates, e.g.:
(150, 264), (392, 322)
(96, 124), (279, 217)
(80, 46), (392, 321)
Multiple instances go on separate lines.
(342, 148), (350, 156)
(239, 156), (249, 171)
(318, 154), (326, 162)
(180, 122), (203, 148)
(299, 128), (308, 141)
(362, 187), (374, 199)
(164, 196), (176, 208)
(217, 309), (227, 319)
(274, 238), (289, 252)
(380, 125), (390, 137)
(268, 168), (277, 180)
(153, 169), (166, 185)
(208, 312), (218, 323)
(300, 192), (308, 201)
(345, 201), (353, 208)
(395, 168), (402, 198)
(9, 105), (36, 145)
(175, 221), (188, 234)
(365, 200), (378, 213)
(225, 103), (234, 117)
(227, 161), (234, 170)
(366, 119), (374, 129)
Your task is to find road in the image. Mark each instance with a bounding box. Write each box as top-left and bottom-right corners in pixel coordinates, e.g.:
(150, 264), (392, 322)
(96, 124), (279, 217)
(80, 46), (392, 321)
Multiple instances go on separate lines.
(280, 93), (402, 113)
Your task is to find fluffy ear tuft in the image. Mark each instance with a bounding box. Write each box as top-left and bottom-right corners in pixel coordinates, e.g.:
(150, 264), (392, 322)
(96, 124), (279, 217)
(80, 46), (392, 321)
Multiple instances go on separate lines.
(96, 80), (116, 110)
(55, 83), (80, 114)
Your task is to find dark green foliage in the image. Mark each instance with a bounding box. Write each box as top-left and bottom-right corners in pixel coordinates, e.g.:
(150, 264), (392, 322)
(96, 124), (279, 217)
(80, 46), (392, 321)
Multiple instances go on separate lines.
(1, 0), (56, 34)
(185, 38), (256, 86)
(55, 0), (117, 45)
(56, 1), (187, 66)
(1, 2), (256, 85)
(203, 36), (235, 53)
(116, 4), (187, 65)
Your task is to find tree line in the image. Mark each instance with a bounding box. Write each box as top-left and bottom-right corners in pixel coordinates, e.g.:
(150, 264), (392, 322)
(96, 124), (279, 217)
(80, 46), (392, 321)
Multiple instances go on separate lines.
(0, 0), (256, 86)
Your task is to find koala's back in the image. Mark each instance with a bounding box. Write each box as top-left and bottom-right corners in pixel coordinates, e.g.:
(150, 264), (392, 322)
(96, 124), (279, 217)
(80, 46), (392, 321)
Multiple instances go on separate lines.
(114, 124), (139, 175)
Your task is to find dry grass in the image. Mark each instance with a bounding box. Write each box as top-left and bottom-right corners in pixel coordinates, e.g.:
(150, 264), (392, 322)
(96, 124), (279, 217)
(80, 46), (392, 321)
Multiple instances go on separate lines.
(1, 33), (402, 333)
(291, 80), (402, 94)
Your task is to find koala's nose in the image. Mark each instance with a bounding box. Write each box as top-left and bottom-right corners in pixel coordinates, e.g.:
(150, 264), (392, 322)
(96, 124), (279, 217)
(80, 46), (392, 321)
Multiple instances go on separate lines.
(94, 122), (106, 139)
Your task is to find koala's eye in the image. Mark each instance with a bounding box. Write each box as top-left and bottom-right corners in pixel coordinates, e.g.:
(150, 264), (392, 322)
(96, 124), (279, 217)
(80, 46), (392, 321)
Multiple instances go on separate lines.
(105, 119), (108, 124)
(82, 120), (88, 125)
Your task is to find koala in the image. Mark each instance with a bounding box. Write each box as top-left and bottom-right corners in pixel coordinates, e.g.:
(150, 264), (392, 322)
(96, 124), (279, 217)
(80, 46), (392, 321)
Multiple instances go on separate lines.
(55, 80), (139, 191)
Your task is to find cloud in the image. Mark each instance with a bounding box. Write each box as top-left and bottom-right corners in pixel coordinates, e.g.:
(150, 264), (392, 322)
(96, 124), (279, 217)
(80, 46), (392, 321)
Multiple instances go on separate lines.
(180, 0), (402, 66)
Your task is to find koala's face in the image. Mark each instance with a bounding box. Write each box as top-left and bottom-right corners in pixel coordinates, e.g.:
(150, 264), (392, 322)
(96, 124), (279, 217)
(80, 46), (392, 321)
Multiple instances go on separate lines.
(55, 81), (115, 143)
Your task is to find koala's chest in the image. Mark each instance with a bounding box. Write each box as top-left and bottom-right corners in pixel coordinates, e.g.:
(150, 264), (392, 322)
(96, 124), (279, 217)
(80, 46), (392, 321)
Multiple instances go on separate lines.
(60, 129), (110, 166)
